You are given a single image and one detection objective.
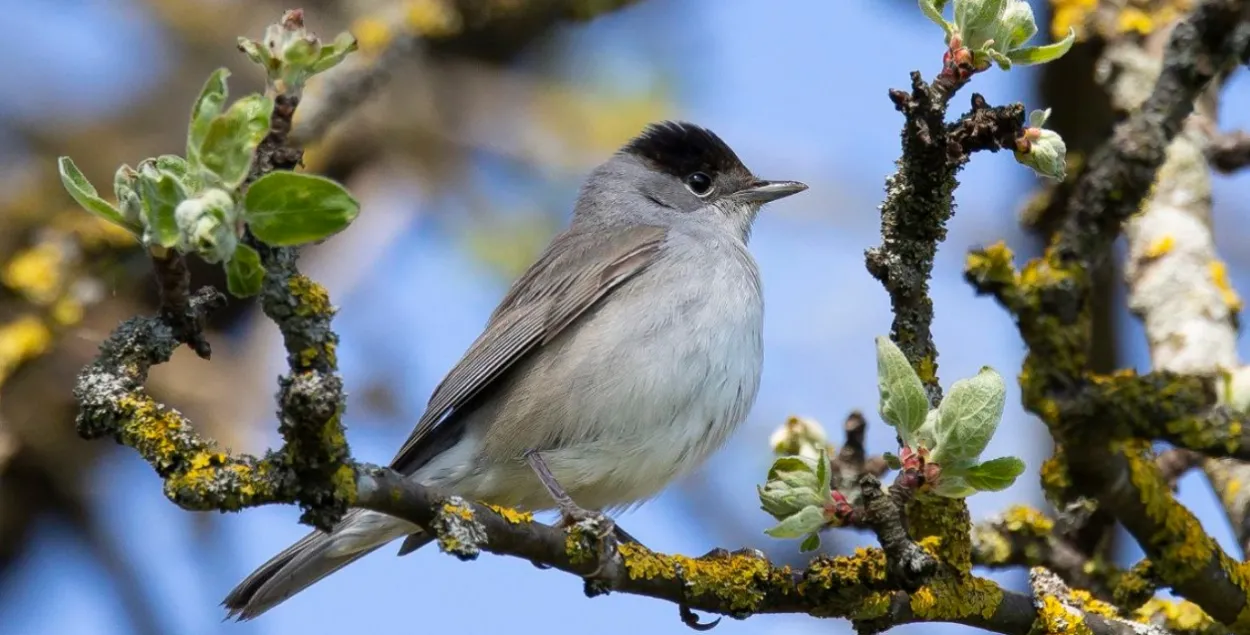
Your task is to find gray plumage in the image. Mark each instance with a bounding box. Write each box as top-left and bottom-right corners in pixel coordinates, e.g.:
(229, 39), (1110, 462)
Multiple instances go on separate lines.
(223, 121), (806, 620)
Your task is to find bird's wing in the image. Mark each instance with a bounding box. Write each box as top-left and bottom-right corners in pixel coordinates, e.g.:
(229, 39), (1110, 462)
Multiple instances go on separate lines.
(388, 223), (668, 473)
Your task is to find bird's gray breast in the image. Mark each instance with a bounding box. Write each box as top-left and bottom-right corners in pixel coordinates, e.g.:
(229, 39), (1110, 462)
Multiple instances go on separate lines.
(440, 230), (765, 511)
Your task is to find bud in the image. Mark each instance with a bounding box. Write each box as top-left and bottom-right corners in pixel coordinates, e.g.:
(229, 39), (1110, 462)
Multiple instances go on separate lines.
(768, 415), (829, 460)
(757, 456), (826, 521)
(175, 188), (238, 263)
(1014, 110), (1068, 181)
(239, 9), (358, 95)
(113, 165), (143, 230)
(925, 0), (1073, 73)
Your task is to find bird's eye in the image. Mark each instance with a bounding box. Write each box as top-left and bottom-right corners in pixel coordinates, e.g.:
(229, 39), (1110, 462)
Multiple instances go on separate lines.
(684, 172), (713, 197)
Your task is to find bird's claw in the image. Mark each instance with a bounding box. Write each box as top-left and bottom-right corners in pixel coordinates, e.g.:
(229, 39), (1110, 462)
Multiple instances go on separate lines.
(680, 604), (722, 631)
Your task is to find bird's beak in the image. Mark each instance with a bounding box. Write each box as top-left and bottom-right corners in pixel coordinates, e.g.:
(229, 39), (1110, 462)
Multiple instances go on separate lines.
(736, 179), (809, 203)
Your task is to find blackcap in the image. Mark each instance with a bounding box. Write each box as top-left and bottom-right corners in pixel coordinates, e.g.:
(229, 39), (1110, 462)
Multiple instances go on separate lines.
(224, 121), (807, 619)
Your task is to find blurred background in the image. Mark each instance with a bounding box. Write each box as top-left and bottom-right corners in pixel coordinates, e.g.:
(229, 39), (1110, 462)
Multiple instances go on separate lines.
(1, 1), (1249, 634)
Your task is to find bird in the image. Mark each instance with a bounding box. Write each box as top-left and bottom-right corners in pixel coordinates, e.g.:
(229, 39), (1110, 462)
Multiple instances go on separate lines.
(223, 120), (807, 620)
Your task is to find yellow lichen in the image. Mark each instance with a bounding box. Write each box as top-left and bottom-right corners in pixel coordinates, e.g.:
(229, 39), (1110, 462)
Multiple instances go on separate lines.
(1117, 7), (1155, 34)
(350, 16), (393, 55)
(1002, 505), (1054, 535)
(1041, 451), (1073, 494)
(1134, 598), (1217, 634)
(51, 296), (83, 326)
(1143, 235), (1175, 259)
(1120, 439), (1214, 583)
(1035, 594), (1093, 635)
(288, 275), (333, 317)
(916, 355), (938, 386)
(1066, 589), (1118, 619)
(908, 497), (973, 572)
(1209, 260), (1243, 313)
(965, 241), (1018, 288)
(486, 503), (534, 525)
(616, 542), (784, 614)
(851, 592), (893, 621)
(909, 576), (1002, 622)
(404, 0), (462, 38)
(0, 315), (52, 384)
(2, 241), (65, 304)
(1049, 0), (1097, 40)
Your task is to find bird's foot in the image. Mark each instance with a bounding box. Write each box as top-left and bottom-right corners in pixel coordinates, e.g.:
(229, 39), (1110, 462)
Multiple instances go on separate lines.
(525, 450), (621, 580)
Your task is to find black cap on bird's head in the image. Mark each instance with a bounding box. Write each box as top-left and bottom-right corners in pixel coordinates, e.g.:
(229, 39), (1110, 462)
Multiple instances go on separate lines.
(619, 121), (807, 205)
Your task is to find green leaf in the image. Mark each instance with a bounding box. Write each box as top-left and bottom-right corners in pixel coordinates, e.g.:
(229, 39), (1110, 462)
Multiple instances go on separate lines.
(963, 456), (1026, 492)
(933, 366), (1006, 464)
(883, 452), (902, 470)
(915, 410), (940, 450)
(930, 476), (978, 499)
(918, 0), (954, 36)
(817, 449), (832, 500)
(799, 533), (821, 553)
(225, 243), (265, 297)
(875, 336), (930, 447)
(138, 167), (190, 248)
(244, 172), (360, 246)
(199, 94), (273, 189)
(764, 505), (827, 540)
(237, 37), (275, 69)
(310, 32), (359, 73)
(954, 0), (1008, 44)
(155, 155), (190, 180)
(58, 157), (139, 234)
(188, 68), (230, 166)
(1006, 28), (1075, 66)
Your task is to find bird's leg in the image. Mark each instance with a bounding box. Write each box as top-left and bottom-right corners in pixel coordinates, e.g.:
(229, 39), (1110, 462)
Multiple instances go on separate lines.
(524, 450), (615, 533)
(525, 450), (620, 578)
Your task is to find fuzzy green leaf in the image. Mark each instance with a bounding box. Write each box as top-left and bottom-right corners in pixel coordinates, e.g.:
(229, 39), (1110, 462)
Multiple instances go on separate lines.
(764, 505), (827, 540)
(310, 32), (359, 73)
(883, 452), (903, 470)
(58, 157), (140, 234)
(816, 449), (832, 499)
(243, 172), (360, 246)
(918, 0), (954, 36)
(1006, 28), (1075, 66)
(225, 243), (264, 297)
(199, 94), (273, 189)
(933, 366), (1006, 464)
(799, 533), (822, 553)
(876, 336), (930, 447)
(963, 456), (1026, 492)
(188, 68), (230, 166)
(930, 476), (978, 499)
(138, 168), (189, 248)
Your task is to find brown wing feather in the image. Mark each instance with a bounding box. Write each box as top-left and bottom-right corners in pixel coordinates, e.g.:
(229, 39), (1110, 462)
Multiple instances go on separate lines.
(388, 224), (668, 472)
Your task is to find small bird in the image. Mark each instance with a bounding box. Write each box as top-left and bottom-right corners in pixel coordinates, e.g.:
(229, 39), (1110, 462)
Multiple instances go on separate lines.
(223, 121), (807, 619)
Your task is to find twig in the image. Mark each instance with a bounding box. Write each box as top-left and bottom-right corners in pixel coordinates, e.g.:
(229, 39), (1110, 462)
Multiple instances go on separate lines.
(866, 86), (1024, 402)
(967, 0), (1250, 626)
(1208, 130), (1250, 172)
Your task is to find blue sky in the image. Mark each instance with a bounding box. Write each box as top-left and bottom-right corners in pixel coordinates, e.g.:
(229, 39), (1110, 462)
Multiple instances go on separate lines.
(3, 1), (1250, 634)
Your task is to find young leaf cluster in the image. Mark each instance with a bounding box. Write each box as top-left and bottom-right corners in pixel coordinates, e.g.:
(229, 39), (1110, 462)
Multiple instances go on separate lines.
(919, 0), (1075, 71)
(57, 17), (360, 299)
(875, 336), (1024, 498)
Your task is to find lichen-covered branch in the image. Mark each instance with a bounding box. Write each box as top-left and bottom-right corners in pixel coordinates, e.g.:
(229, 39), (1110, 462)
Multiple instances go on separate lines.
(1208, 130), (1250, 173)
(865, 86), (1024, 402)
(965, 0), (1250, 627)
(355, 467), (1146, 635)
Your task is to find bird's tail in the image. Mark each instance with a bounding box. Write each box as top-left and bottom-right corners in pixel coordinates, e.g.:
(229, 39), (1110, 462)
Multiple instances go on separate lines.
(223, 509), (418, 620)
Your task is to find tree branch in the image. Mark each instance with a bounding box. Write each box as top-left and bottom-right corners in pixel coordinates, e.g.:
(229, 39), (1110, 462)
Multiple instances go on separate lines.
(966, 0), (1250, 626)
